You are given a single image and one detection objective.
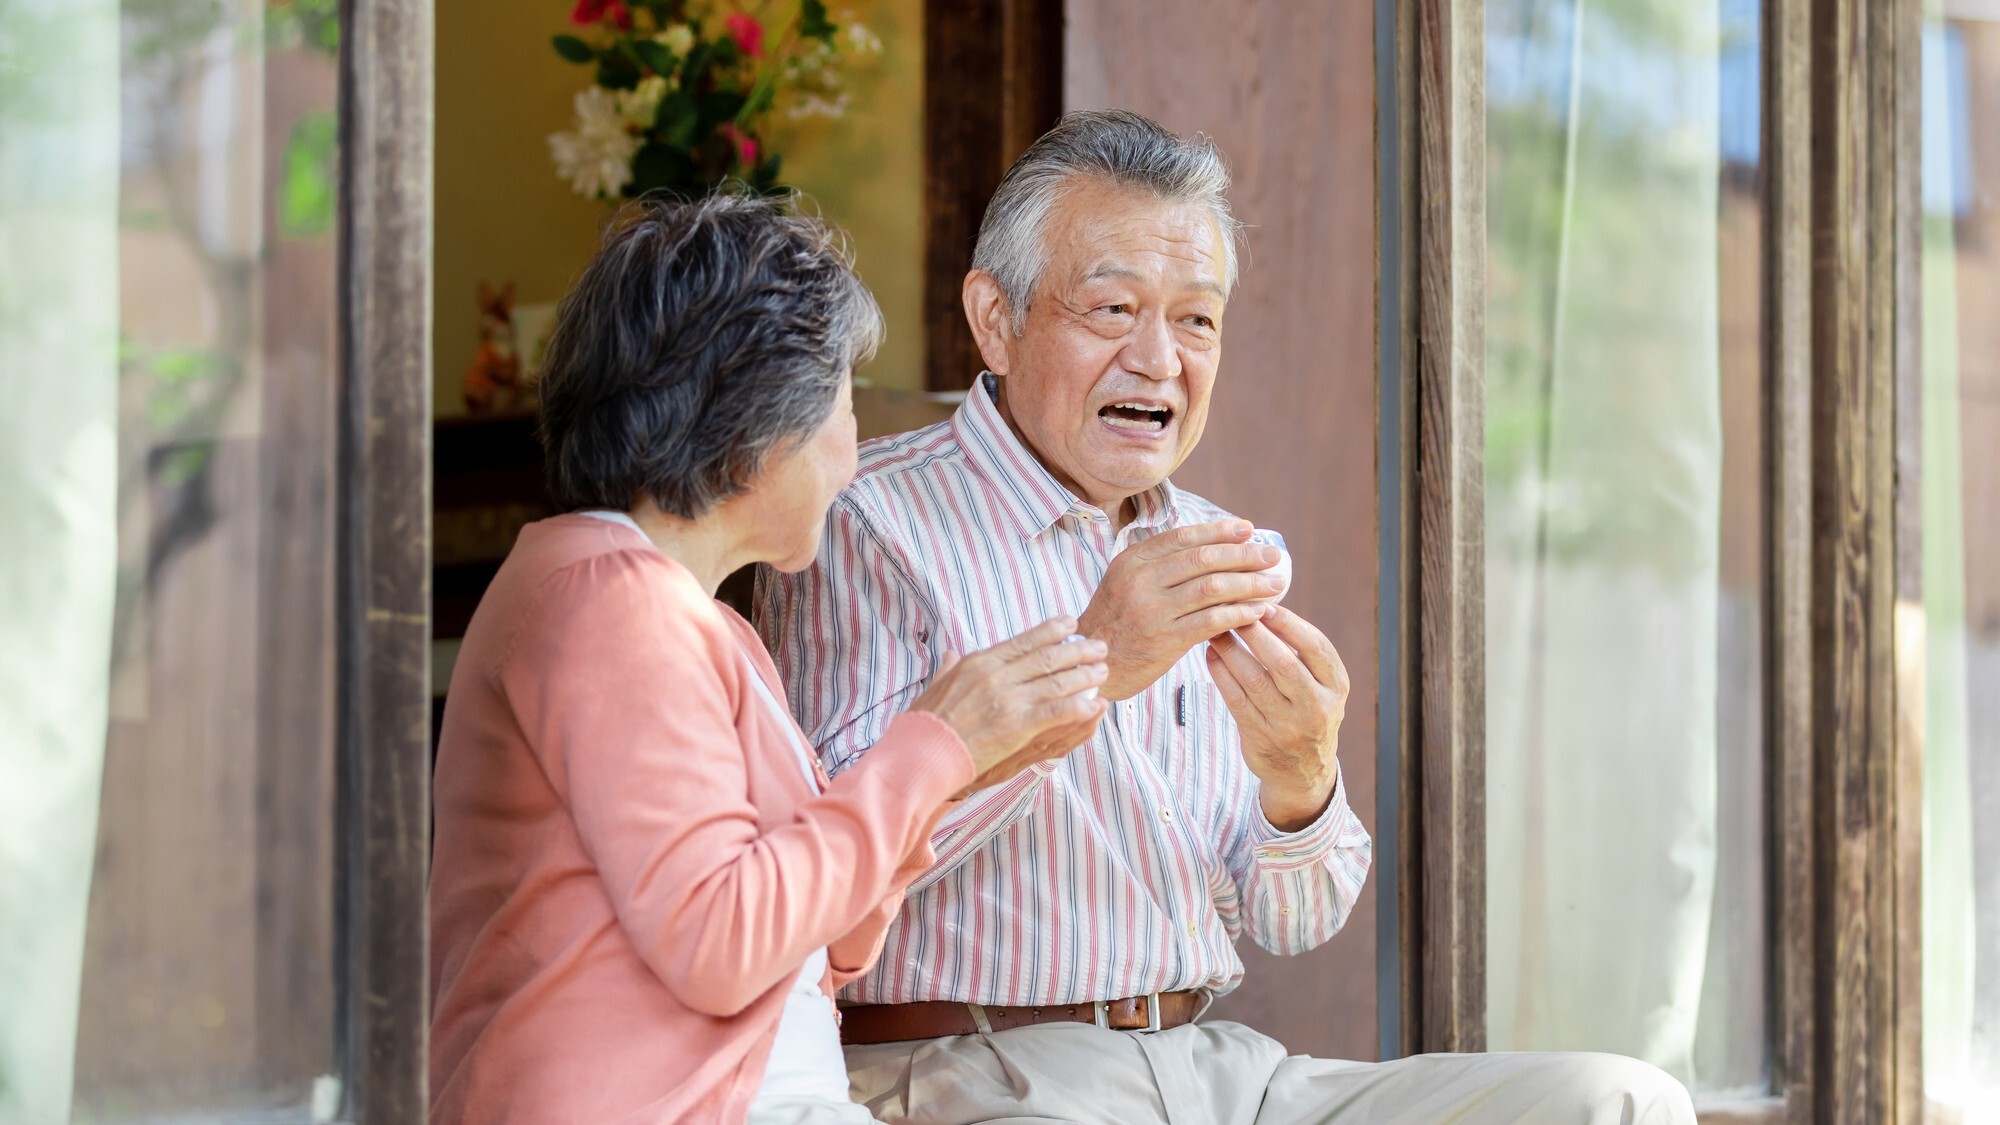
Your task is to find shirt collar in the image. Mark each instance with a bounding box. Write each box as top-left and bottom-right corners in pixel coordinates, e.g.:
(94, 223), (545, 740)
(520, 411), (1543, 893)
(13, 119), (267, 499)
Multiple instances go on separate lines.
(951, 372), (1182, 539)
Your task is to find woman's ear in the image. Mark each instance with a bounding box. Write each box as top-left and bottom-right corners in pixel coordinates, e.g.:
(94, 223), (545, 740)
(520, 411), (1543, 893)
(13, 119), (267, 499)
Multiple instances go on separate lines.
(962, 270), (1016, 377)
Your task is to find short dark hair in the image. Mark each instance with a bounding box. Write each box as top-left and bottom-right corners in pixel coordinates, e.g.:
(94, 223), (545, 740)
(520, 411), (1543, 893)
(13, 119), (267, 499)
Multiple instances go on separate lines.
(535, 192), (882, 518)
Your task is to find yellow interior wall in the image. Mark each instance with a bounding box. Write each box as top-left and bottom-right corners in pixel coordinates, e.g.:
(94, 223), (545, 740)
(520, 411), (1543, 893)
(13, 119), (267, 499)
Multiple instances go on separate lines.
(433, 0), (926, 420)
(765, 0), (924, 396)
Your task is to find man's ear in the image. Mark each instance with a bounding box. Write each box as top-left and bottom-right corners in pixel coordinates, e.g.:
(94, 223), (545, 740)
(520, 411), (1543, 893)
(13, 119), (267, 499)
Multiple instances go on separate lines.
(962, 270), (1016, 377)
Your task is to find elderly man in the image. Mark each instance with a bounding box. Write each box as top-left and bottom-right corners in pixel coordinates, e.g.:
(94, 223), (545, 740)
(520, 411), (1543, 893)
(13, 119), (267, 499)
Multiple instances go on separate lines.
(757, 110), (1694, 1124)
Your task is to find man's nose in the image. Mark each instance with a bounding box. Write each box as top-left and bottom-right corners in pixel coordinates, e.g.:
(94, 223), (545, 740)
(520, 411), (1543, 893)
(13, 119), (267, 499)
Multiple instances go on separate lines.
(1121, 314), (1182, 382)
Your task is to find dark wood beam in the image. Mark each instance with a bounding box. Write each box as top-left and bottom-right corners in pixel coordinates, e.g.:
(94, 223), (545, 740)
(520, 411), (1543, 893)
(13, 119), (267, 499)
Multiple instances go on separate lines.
(922, 0), (1063, 391)
(337, 0), (433, 1118)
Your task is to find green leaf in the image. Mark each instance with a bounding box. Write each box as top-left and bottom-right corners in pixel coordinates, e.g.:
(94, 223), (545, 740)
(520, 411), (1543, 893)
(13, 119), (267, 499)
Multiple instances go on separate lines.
(629, 143), (698, 198)
(158, 444), (215, 489)
(664, 115), (701, 150)
(632, 39), (675, 75)
(697, 91), (747, 129)
(278, 109), (338, 239)
(709, 37), (740, 67)
(800, 0), (836, 43)
(552, 33), (596, 64)
(680, 41), (714, 87)
(595, 51), (642, 90)
(741, 75), (777, 120)
(267, 0), (340, 56)
(658, 89), (701, 147)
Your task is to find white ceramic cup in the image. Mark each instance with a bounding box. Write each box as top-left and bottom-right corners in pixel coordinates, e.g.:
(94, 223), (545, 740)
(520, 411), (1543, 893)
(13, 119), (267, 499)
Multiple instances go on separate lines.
(1248, 529), (1291, 603)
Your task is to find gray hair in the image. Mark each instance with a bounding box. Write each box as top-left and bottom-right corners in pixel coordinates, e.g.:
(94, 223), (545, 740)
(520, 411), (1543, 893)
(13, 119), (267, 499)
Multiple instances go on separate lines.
(536, 192), (883, 518)
(971, 109), (1243, 331)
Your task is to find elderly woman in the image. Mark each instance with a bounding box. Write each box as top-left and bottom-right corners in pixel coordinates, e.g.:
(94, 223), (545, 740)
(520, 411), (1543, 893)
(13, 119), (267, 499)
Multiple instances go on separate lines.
(428, 196), (1110, 1125)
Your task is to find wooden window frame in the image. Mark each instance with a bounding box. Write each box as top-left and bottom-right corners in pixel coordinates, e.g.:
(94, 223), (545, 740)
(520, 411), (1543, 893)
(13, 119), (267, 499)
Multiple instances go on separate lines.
(1388, 0), (1928, 1121)
(327, 0), (1942, 1117)
(336, 0), (434, 1118)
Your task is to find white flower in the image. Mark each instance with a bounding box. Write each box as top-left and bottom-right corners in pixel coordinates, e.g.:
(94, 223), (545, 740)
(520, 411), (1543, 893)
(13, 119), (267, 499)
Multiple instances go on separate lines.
(548, 85), (642, 200)
(656, 22), (694, 55)
(792, 45), (827, 72)
(844, 22), (882, 55)
(786, 91), (850, 120)
(617, 74), (669, 127)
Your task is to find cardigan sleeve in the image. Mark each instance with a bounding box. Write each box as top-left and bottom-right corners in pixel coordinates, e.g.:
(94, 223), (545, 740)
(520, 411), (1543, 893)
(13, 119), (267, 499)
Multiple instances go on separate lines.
(498, 550), (973, 1017)
(823, 801), (954, 986)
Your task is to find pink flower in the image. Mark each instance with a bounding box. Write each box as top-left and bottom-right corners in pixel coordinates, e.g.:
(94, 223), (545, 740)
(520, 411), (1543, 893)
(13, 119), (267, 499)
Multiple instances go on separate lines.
(570, 0), (631, 28)
(723, 12), (765, 58)
(718, 123), (760, 169)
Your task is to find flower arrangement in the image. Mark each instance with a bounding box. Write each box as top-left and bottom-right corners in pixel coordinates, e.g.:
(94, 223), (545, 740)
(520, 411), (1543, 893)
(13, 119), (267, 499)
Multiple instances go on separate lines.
(549, 1), (881, 203)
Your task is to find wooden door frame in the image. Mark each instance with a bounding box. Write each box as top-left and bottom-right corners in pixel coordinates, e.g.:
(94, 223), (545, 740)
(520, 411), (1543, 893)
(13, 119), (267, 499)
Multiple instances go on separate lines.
(1390, 0), (1927, 1120)
(337, 0), (434, 1118)
(921, 0), (1064, 391)
(1388, 0), (1487, 1061)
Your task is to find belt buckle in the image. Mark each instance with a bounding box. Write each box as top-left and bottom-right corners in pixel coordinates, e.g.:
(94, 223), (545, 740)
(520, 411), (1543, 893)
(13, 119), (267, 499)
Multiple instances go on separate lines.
(1094, 993), (1164, 1033)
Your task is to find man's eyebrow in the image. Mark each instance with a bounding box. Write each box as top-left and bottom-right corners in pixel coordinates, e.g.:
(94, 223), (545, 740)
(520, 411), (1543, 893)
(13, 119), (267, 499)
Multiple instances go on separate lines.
(1078, 263), (1227, 300)
(1080, 263), (1142, 285)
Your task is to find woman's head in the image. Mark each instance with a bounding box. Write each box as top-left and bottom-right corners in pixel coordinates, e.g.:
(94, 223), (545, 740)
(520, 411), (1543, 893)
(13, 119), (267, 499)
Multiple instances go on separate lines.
(536, 193), (880, 568)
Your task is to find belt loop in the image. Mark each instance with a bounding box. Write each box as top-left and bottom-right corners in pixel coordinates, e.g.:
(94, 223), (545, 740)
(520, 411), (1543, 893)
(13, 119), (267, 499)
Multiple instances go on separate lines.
(966, 1002), (995, 1035)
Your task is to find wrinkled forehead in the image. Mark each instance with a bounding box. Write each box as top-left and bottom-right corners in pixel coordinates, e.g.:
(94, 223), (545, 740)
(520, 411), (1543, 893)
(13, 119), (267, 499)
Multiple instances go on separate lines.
(1042, 181), (1230, 299)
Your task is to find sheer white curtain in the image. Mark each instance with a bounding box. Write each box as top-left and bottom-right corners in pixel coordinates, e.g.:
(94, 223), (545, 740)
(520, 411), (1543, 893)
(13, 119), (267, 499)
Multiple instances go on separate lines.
(1920, 3), (2000, 1114)
(0, 0), (121, 1119)
(1483, 0), (1757, 1094)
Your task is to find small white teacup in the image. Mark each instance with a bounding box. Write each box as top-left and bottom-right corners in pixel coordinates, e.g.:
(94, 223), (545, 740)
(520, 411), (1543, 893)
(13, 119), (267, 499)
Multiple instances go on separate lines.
(1248, 529), (1291, 604)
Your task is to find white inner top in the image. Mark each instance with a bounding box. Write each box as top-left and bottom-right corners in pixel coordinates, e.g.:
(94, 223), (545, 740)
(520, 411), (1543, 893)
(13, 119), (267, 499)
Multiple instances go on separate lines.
(578, 509), (852, 1104)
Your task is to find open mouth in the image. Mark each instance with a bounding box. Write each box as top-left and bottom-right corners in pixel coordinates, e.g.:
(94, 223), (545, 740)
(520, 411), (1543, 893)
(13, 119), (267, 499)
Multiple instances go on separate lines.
(1099, 401), (1175, 433)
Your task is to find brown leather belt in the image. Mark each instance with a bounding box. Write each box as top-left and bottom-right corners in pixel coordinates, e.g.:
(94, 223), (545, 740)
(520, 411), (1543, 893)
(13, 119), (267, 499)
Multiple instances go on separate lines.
(838, 991), (1202, 1045)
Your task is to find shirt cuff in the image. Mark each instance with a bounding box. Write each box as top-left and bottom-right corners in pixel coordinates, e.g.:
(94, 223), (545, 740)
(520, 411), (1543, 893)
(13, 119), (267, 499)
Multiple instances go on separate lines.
(1249, 769), (1351, 872)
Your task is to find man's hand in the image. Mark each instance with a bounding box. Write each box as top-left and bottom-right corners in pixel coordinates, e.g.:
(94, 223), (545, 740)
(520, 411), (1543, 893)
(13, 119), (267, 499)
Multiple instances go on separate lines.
(1077, 520), (1286, 701)
(1205, 605), (1350, 832)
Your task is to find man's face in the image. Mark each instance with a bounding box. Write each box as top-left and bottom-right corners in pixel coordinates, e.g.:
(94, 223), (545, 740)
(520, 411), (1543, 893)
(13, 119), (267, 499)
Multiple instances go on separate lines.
(978, 178), (1227, 513)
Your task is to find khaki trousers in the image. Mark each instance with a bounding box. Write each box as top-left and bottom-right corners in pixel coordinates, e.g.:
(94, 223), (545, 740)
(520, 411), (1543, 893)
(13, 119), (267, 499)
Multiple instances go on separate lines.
(840, 1020), (1697, 1125)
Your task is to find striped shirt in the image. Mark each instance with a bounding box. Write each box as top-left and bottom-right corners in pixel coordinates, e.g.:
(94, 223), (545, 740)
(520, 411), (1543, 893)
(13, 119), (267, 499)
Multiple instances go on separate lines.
(755, 375), (1372, 1006)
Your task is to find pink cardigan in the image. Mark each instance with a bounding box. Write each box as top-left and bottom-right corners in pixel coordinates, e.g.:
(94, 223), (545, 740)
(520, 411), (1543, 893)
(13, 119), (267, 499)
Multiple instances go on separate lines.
(429, 514), (973, 1124)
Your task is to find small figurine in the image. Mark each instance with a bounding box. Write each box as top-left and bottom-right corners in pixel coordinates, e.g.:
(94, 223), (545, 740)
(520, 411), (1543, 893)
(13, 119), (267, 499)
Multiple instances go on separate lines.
(463, 281), (523, 414)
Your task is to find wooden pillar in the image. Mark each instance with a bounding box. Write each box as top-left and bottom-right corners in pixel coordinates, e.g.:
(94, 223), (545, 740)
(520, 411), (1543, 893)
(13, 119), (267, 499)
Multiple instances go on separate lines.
(338, 0), (434, 1117)
(1805, 0), (1925, 1118)
(922, 0), (1063, 391)
(1397, 0), (1486, 1058)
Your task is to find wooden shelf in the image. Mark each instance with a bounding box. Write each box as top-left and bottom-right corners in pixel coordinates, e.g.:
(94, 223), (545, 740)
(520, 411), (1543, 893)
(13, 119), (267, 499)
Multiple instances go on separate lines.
(433, 413), (550, 641)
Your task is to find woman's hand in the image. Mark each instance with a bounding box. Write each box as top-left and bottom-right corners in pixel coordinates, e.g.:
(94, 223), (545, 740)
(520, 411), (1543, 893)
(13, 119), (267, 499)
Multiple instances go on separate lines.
(908, 616), (1109, 797)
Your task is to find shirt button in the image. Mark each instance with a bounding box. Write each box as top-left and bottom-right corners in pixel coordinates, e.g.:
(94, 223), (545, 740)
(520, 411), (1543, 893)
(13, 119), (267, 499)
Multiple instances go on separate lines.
(1279, 906), (1293, 916)
(1159, 807), (1174, 822)
(1187, 921), (1198, 936)
(1260, 848), (1280, 859)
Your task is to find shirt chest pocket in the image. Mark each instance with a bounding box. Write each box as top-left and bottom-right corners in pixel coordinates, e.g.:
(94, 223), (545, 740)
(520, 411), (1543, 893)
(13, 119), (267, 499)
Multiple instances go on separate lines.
(1154, 656), (1235, 794)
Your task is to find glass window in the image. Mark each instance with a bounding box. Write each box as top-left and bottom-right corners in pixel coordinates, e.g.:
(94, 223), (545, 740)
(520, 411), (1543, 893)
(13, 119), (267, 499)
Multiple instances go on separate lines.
(1921, 0), (2000, 1114)
(0, 0), (345, 1119)
(1481, 0), (1769, 1098)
